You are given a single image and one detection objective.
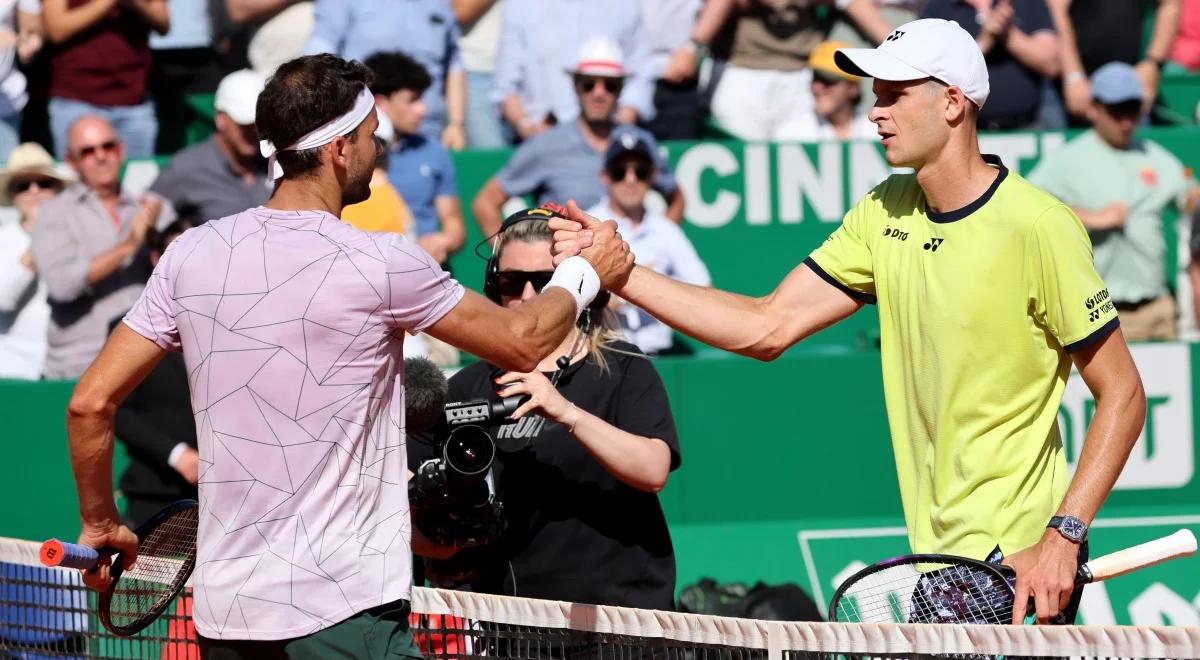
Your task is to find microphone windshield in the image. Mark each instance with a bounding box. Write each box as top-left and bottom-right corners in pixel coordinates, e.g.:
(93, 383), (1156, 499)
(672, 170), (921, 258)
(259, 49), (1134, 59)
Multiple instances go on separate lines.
(404, 356), (448, 433)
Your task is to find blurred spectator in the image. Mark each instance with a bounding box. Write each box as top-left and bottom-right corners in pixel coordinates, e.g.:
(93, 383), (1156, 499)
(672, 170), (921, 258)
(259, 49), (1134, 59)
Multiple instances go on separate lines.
(808, 40), (875, 140)
(473, 37), (683, 237)
(1049, 0), (1179, 123)
(639, 0), (704, 141)
(1030, 63), (1196, 342)
(149, 0), (221, 154)
(0, 0), (43, 162)
(246, 1), (313, 76)
(113, 215), (197, 527)
(42, 0), (170, 158)
(31, 115), (175, 379)
(1168, 0), (1200, 72)
(212, 0), (307, 75)
(149, 69), (269, 223)
(366, 51), (466, 267)
(0, 142), (71, 379)
(342, 117), (415, 236)
(453, 0), (506, 149)
(586, 129), (709, 355)
(492, 0), (654, 141)
(304, 0), (467, 149)
(831, 0), (920, 47)
(707, 0), (890, 141)
(921, 0), (1057, 131)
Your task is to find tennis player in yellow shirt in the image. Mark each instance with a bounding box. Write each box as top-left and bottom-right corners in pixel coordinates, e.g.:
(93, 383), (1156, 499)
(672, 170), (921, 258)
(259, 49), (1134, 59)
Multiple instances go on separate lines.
(550, 18), (1145, 626)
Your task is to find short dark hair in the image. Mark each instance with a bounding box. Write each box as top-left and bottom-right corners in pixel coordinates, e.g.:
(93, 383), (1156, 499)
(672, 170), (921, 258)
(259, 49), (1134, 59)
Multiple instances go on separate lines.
(256, 54), (373, 179)
(363, 51), (432, 98)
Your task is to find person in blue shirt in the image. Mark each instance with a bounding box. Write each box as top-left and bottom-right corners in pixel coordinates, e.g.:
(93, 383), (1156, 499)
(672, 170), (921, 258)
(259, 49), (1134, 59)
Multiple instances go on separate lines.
(304, 0), (467, 149)
(366, 51), (466, 266)
(473, 37), (684, 237)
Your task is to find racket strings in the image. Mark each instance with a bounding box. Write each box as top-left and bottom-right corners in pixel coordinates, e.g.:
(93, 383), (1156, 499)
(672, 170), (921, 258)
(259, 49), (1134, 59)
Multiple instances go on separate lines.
(108, 506), (198, 629)
(834, 561), (1013, 626)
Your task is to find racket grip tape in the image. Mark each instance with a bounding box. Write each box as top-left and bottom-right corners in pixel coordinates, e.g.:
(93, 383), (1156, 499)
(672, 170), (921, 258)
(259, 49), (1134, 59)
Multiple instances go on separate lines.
(39, 539), (102, 570)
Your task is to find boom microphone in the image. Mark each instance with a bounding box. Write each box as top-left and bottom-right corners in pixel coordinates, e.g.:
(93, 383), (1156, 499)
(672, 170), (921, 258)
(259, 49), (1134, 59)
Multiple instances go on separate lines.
(404, 356), (448, 433)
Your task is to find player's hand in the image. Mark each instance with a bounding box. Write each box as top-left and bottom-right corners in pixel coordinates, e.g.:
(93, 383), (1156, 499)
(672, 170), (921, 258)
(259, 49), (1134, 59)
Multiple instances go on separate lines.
(173, 447), (200, 485)
(983, 0), (1014, 38)
(77, 521), (138, 592)
(1003, 529), (1079, 624)
(549, 201), (634, 289)
(495, 370), (573, 423)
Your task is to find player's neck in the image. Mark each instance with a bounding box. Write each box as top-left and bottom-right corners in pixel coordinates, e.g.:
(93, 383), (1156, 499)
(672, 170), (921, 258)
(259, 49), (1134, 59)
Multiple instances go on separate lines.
(265, 176), (345, 217)
(915, 144), (997, 216)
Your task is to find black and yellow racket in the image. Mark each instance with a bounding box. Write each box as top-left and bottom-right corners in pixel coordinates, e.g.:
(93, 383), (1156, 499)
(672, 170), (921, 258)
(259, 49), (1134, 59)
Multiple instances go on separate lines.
(829, 529), (1197, 624)
(39, 499), (198, 637)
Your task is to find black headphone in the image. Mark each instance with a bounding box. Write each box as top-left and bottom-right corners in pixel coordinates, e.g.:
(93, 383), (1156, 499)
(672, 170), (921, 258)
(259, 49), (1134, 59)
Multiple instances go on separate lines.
(482, 206), (611, 321)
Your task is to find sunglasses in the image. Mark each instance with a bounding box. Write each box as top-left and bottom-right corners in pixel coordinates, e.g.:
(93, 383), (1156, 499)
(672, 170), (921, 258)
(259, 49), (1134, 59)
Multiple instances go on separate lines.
(76, 140), (119, 159)
(605, 159), (653, 182)
(496, 270), (554, 297)
(9, 177), (60, 194)
(574, 76), (622, 94)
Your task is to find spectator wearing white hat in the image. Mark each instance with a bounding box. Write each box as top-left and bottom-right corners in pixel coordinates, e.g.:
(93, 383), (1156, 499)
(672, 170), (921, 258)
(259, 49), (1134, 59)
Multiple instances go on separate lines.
(0, 142), (72, 379)
(554, 18), (1143, 626)
(492, 0), (655, 141)
(474, 37), (682, 237)
(149, 69), (271, 223)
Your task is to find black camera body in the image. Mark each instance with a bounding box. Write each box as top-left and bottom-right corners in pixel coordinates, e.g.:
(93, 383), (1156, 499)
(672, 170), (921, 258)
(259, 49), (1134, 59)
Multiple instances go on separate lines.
(408, 395), (525, 549)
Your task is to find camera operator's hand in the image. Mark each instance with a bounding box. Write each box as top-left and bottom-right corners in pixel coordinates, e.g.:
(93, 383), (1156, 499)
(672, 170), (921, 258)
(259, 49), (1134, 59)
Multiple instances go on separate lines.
(495, 370), (573, 425)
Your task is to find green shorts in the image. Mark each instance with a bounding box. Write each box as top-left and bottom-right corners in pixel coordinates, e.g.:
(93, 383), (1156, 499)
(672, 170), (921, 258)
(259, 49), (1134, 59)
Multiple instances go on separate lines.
(198, 600), (423, 659)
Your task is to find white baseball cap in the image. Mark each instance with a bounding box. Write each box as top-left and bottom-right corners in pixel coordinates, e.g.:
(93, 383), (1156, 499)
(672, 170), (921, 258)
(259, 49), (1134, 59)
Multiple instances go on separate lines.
(566, 36), (627, 78)
(215, 69), (267, 126)
(835, 18), (990, 109)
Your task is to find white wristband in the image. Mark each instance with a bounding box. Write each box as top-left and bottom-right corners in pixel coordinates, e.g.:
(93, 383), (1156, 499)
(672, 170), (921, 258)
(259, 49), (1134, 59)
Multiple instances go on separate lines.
(167, 442), (189, 468)
(545, 256), (601, 318)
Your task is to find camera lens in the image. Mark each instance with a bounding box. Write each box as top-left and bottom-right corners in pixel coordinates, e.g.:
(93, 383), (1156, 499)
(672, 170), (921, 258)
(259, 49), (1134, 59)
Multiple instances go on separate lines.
(444, 425), (496, 475)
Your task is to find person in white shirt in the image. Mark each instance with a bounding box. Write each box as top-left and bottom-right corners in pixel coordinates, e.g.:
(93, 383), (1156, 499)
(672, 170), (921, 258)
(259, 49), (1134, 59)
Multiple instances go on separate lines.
(587, 127), (710, 355)
(809, 40), (878, 142)
(0, 142), (72, 379)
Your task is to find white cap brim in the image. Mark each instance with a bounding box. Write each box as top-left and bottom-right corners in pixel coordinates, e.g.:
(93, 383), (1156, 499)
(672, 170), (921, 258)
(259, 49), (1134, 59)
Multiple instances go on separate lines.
(835, 49), (929, 82)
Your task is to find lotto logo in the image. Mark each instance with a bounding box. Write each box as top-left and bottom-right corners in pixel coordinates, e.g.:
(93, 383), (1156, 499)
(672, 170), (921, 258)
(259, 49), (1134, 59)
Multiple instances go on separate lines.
(882, 226), (909, 241)
(923, 238), (945, 252)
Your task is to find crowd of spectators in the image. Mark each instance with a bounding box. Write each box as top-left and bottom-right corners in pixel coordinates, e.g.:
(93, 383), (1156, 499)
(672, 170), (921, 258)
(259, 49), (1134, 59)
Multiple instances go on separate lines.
(2, 0), (1200, 382)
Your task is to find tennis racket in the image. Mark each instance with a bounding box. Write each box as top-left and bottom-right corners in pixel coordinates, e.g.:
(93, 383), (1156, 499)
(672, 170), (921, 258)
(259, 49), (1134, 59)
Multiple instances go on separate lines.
(829, 528), (1197, 624)
(39, 499), (198, 637)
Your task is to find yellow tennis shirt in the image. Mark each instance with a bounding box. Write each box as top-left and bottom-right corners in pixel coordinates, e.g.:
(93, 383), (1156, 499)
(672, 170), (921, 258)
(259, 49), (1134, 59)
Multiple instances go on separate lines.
(806, 156), (1119, 559)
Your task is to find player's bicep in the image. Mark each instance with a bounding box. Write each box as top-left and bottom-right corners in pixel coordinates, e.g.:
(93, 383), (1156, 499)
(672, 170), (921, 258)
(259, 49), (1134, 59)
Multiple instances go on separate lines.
(71, 325), (168, 414)
(762, 262), (865, 348)
(1070, 325), (1142, 402)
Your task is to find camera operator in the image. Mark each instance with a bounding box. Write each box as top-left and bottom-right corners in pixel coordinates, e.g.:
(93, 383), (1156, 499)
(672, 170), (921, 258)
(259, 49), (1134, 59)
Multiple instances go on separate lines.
(424, 207), (681, 610)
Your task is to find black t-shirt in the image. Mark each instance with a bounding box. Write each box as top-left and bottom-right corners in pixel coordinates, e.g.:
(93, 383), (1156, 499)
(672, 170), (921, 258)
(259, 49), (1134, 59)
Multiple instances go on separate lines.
(1070, 0), (1154, 73)
(921, 0), (1054, 124)
(425, 342), (681, 609)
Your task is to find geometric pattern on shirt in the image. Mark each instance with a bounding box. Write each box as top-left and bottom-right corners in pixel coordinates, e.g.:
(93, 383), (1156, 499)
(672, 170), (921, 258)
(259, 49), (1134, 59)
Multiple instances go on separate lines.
(127, 208), (458, 637)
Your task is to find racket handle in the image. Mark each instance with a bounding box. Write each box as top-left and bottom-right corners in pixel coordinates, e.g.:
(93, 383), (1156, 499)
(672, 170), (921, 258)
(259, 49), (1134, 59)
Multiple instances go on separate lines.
(1080, 529), (1197, 583)
(39, 539), (101, 570)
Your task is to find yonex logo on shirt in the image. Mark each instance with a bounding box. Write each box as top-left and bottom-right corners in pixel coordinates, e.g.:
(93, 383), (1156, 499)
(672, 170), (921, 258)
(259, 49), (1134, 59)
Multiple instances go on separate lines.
(923, 237), (945, 252)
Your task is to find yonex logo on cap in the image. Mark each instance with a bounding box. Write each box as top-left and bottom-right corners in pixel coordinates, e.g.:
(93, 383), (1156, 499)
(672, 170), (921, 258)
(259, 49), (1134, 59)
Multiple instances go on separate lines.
(885, 30), (905, 42)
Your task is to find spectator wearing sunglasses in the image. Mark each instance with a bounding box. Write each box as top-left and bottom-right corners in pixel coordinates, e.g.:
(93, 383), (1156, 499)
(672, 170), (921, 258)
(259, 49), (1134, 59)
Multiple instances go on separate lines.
(807, 41), (877, 141)
(586, 129), (709, 355)
(0, 142), (73, 379)
(427, 209), (681, 609)
(473, 37), (684, 237)
(31, 115), (176, 379)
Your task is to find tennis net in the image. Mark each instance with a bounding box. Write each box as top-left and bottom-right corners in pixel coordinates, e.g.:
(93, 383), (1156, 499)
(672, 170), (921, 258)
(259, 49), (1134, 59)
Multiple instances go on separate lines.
(3, 535), (1199, 659)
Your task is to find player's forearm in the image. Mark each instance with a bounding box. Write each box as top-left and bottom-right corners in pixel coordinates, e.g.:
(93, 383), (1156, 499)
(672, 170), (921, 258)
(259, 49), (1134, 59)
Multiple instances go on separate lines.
(1056, 371), (1145, 524)
(564, 409), (670, 492)
(87, 238), (140, 287)
(618, 266), (779, 360)
(67, 392), (121, 526)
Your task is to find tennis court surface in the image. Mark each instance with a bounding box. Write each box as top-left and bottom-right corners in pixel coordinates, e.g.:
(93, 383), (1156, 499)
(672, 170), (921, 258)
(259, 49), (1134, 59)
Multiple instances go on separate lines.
(3, 535), (1199, 659)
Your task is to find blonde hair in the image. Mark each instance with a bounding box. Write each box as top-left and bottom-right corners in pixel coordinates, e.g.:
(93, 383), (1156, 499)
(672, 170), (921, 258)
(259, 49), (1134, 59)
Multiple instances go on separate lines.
(495, 217), (629, 373)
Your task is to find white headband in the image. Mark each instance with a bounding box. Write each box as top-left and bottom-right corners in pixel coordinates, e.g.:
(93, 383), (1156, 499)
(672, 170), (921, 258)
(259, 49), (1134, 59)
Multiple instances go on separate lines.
(259, 86), (376, 181)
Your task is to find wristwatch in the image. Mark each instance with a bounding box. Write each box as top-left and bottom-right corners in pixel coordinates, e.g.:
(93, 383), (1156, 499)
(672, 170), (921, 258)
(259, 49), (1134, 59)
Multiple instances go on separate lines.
(1048, 516), (1088, 543)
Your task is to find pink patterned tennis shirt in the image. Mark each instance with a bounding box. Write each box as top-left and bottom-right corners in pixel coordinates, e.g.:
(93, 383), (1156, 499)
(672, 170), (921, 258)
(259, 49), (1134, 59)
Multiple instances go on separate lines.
(123, 207), (464, 640)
